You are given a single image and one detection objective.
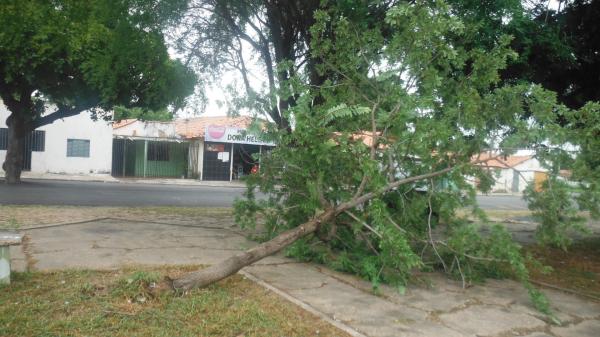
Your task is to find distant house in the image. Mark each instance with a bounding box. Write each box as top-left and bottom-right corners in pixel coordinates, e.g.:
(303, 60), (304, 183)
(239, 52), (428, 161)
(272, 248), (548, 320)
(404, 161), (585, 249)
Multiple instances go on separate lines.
(473, 152), (548, 193)
(111, 116), (274, 181)
(111, 119), (190, 179)
(0, 102), (113, 176)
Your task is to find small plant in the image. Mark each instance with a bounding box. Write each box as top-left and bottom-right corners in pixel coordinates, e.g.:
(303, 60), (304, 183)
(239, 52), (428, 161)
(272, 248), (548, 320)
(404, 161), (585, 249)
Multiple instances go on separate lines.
(112, 271), (161, 303)
(0, 218), (20, 230)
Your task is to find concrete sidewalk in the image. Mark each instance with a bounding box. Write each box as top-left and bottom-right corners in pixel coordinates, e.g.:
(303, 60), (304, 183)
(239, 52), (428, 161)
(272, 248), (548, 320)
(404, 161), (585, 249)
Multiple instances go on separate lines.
(0, 171), (246, 188)
(9, 216), (600, 337)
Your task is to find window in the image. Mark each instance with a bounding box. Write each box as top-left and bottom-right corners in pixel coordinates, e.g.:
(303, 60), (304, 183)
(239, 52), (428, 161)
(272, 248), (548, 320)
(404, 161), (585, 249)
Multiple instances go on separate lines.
(29, 130), (45, 152)
(67, 139), (90, 157)
(148, 141), (169, 161)
(0, 128), (45, 151)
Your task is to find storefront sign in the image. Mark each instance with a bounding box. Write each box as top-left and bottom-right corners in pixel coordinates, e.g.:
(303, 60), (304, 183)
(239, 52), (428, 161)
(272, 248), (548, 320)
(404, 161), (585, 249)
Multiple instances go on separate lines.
(205, 125), (275, 146)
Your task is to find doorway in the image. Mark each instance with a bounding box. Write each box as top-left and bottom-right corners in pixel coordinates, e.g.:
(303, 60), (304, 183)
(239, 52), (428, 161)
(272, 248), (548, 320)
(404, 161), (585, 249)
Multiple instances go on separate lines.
(202, 142), (232, 181)
(511, 169), (520, 193)
(232, 144), (261, 180)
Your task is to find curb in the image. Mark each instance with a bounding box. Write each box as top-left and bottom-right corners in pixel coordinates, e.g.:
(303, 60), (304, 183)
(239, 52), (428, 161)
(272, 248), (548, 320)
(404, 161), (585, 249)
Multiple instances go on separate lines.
(241, 270), (368, 337)
(2, 174), (247, 189)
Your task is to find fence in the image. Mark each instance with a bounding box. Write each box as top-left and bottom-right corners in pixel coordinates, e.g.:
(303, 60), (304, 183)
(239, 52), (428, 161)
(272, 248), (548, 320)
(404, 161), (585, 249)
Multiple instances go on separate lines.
(111, 138), (192, 178)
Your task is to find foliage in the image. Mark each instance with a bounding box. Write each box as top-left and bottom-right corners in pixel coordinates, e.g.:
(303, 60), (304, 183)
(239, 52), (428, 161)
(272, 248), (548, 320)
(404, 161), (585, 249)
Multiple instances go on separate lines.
(524, 178), (588, 249)
(446, 0), (600, 111)
(113, 106), (174, 122)
(520, 0), (600, 109)
(0, 0), (196, 128)
(0, 0), (196, 182)
(232, 0), (599, 315)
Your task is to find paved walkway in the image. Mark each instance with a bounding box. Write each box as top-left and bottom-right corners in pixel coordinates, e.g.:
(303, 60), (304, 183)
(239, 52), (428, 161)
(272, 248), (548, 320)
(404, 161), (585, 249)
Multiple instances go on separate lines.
(9, 217), (600, 337)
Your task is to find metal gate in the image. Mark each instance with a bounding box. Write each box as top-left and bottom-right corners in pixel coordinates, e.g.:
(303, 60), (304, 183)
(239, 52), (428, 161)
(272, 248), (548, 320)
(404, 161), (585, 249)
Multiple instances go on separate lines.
(111, 138), (191, 178)
(202, 142), (231, 181)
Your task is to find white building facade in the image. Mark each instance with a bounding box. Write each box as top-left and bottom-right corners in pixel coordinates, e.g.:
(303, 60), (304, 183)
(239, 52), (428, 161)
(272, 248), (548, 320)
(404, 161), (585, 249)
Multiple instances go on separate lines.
(0, 102), (113, 175)
(473, 153), (548, 194)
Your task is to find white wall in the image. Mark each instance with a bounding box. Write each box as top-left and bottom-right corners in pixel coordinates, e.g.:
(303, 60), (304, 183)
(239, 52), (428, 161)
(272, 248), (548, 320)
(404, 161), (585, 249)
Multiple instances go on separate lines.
(185, 139), (204, 179)
(113, 120), (179, 139)
(489, 168), (522, 193)
(1, 102), (113, 175)
(489, 158), (545, 193)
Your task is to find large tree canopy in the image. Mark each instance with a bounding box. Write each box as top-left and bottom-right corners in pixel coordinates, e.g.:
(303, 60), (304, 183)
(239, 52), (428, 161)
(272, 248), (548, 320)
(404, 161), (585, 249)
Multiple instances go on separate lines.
(521, 0), (600, 109)
(173, 0), (599, 318)
(174, 0), (400, 128)
(0, 0), (196, 183)
(176, 0), (600, 121)
(447, 0), (600, 110)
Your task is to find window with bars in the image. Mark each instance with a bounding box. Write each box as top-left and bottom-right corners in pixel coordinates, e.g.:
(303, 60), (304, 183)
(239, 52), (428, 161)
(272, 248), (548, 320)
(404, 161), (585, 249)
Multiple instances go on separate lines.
(148, 141), (170, 161)
(0, 128), (45, 151)
(67, 139), (90, 157)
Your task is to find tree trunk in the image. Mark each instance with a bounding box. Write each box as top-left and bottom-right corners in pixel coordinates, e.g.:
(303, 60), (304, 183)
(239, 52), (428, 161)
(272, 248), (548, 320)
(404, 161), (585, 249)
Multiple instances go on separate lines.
(172, 209), (337, 291)
(2, 114), (26, 184)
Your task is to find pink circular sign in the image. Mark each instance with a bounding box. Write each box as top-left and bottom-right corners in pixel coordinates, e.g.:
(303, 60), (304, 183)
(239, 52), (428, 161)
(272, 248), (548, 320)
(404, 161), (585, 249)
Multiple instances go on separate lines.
(207, 125), (226, 139)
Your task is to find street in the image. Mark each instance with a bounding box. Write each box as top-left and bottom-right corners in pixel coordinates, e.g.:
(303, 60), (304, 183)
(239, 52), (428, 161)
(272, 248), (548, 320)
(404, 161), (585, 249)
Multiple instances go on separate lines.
(0, 179), (245, 207)
(0, 179), (529, 209)
(475, 194), (528, 210)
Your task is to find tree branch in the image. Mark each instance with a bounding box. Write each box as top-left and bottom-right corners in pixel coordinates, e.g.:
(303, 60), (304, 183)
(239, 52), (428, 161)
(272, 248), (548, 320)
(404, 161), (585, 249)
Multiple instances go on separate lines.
(29, 105), (84, 129)
(172, 156), (500, 290)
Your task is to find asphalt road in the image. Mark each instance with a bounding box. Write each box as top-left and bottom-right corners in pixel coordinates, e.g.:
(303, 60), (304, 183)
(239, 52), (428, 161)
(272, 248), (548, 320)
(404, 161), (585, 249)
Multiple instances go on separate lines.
(475, 194), (528, 210)
(0, 179), (529, 209)
(0, 179), (245, 207)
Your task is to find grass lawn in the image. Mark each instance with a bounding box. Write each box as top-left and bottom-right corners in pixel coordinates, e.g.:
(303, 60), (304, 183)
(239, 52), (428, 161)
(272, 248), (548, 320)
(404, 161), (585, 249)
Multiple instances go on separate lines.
(527, 237), (600, 300)
(0, 266), (349, 337)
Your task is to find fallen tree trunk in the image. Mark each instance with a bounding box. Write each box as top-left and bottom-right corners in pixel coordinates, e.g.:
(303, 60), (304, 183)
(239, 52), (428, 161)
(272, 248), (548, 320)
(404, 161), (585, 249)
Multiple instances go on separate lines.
(172, 166), (465, 290)
(172, 209), (337, 291)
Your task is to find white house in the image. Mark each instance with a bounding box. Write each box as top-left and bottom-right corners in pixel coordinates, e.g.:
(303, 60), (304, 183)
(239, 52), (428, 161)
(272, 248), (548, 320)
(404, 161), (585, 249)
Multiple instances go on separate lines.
(474, 152), (548, 193)
(0, 102), (113, 175)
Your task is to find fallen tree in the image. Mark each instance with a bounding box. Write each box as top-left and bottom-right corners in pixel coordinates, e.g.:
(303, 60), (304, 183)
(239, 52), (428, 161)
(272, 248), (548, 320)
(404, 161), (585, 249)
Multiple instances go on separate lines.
(174, 167), (458, 290)
(173, 0), (599, 315)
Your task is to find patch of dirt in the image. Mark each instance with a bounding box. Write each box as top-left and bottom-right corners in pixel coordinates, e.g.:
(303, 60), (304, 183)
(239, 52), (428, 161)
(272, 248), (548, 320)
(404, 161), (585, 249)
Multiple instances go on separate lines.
(527, 238), (600, 300)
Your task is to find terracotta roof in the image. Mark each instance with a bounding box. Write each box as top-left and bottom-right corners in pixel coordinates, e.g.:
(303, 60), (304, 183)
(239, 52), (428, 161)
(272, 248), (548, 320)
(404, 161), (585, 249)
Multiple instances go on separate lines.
(175, 116), (256, 139)
(559, 169), (572, 178)
(112, 119), (137, 129)
(333, 131), (384, 148)
(473, 153), (533, 169)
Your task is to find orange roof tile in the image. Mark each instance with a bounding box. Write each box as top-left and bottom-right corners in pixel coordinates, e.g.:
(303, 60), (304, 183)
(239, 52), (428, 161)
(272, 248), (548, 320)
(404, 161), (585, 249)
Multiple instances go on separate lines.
(175, 116), (256, 139)
(333, 131), (385, 148)
(112, 119), (137, 129)
(473, 153), (533, 169)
